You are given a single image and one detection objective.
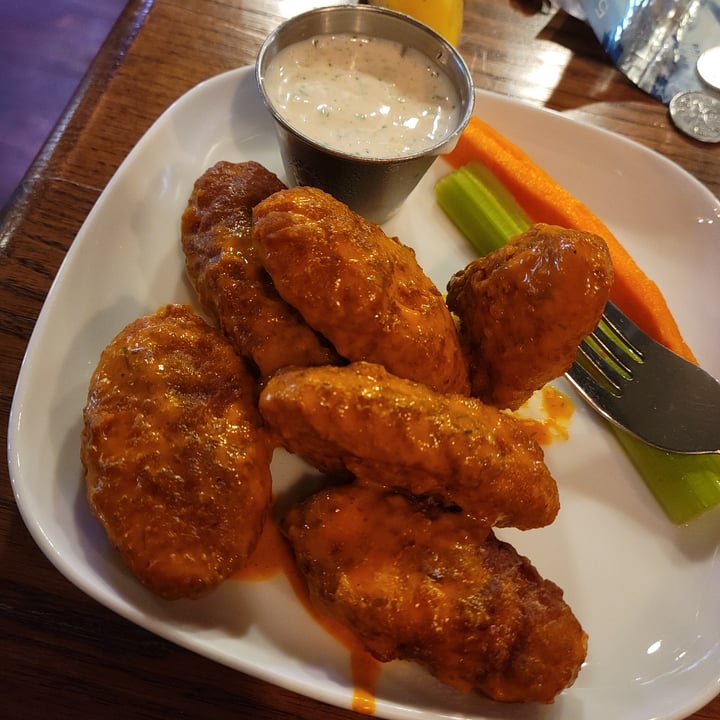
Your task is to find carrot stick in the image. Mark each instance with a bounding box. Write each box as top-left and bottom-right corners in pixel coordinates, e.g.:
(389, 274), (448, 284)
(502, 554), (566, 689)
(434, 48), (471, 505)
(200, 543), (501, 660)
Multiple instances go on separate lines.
(444, 116), (697, 364)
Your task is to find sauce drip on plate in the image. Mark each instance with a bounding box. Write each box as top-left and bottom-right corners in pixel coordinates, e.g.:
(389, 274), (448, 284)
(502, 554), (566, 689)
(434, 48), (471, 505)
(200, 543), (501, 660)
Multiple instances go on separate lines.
(516, 385), (575, 445)
(233, 384), (573, 711)
(234, 514), (381, 713)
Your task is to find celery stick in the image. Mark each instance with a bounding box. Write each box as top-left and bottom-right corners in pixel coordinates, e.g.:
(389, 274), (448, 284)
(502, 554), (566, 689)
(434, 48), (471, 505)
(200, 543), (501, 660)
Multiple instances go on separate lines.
(436, 161), (720, 524)
(463, 161), (532, 233)
(613, 430), (720, 524)
(435, 165), (529, 255)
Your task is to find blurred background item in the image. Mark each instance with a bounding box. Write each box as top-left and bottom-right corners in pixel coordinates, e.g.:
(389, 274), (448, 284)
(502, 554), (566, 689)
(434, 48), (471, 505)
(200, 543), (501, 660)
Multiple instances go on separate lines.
(0, 0), (125, 211)
(365, 0), (464, 45)
(553, 0), (720, 105)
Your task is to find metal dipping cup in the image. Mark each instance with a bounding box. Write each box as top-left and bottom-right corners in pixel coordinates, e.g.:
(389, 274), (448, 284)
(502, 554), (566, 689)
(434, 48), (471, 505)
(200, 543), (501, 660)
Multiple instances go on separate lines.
(255, 5), (475, 224)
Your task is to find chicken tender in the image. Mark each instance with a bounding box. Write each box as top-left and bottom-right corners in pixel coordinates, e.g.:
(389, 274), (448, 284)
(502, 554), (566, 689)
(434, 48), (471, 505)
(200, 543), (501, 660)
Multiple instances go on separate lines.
(181, 161), (340, 378)
(252, 186), (469, 395)
(447, 223), (613, 410)
(282, 483), (587, 703)
(81, 304), (272, 599)
(260, 361), (558, 529)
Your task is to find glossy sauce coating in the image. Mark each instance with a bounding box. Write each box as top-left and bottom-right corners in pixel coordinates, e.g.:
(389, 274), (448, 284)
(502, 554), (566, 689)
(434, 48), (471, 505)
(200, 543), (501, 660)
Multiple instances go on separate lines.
(282, 483), (587, 704)
(181, 160), (340, 378)
(260, 361), (558, 530)
(81, 304), (272, 599)
(252, 186), (470, 395)
(447, 223), (614, 410)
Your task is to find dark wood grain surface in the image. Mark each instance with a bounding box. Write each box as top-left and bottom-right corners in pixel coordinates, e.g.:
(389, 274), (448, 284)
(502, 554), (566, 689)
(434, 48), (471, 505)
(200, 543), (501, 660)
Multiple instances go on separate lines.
(1, 1), (718, 718)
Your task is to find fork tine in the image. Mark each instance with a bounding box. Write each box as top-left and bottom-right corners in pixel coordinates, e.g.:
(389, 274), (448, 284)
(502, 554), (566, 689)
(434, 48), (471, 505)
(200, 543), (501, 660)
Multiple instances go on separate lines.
(567, 300), (720, 454)
(585, 327), (634, 378)
(576, 338), (624, 393)
(565, 359), (618, 413)
(601, 301), (648, 356)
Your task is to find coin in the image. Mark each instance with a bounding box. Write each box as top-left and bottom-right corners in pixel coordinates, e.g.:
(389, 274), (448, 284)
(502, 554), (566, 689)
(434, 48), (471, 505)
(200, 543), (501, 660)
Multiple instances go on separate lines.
(668, 91), (720, 143)
(697, 46), (720, 92)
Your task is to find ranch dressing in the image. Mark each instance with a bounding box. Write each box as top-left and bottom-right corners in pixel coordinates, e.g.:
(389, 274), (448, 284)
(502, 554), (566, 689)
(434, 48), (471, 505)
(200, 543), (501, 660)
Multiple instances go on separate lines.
(264, 33), (461, 159)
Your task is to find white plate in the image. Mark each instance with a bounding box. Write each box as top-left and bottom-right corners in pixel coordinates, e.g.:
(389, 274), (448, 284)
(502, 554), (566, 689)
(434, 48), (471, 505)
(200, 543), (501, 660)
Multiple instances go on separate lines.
(8, 66), (720, 720)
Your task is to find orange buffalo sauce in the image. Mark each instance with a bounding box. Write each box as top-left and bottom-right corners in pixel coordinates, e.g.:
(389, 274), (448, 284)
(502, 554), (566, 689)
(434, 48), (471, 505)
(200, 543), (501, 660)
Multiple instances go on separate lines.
(233, 513), (289, 582)
(234, 513), (381, 714)
(515, 384), (575, 446)
(232, 384), (573, 711)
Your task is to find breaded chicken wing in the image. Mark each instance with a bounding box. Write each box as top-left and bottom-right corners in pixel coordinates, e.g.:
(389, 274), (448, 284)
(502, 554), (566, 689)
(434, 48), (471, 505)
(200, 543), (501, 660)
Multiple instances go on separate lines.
(282, 483), (587, 703)
(447, 223), (613, 410)
(252, 186), (469, 395)
(81, 304), (272, 599)
(260, 361), (558, 529)
(181, 161), (340, 378)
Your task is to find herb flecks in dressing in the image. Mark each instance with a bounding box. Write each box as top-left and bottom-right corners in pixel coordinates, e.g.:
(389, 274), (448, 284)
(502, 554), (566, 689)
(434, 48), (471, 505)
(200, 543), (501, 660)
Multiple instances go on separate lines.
(265, 33), (460, 159)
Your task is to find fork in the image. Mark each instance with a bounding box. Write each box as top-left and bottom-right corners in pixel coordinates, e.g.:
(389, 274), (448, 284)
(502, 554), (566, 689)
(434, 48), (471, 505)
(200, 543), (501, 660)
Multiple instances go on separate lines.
(565, 301), (720, 454)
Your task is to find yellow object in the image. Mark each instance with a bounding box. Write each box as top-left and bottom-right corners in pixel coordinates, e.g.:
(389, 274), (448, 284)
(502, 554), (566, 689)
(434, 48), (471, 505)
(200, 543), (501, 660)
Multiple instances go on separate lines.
(368, 0), (464, 45)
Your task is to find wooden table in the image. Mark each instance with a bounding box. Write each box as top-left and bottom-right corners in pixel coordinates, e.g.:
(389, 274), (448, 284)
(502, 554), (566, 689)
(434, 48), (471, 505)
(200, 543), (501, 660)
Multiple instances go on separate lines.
(1, 1), (718, 718)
